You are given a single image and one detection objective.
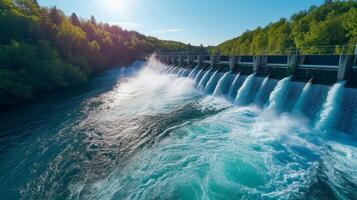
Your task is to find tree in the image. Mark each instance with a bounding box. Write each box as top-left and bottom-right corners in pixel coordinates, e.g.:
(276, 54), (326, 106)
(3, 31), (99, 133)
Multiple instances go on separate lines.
(56, 19), (86, 56)
(324, 0), (333, 5)
(90, 15), (96, 26)
(89, 40), (100, 52)
(49, 6), (62, 25)
(214, 1), (357, 55)
(70, 13), (80, 26)
(342, 8), (357, 44)
(199, 44), (205, 53)
(0, 0), (204, 106)
(187, 43), (192, 52)
(14, 0), (40, 15)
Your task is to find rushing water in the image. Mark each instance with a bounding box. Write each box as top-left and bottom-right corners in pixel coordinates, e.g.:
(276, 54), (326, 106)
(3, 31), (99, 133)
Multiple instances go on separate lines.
(1, 58), (357, 200)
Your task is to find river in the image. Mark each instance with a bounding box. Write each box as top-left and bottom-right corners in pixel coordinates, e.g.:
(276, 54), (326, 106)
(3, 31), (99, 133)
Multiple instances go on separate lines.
(0, 59), (356, 200)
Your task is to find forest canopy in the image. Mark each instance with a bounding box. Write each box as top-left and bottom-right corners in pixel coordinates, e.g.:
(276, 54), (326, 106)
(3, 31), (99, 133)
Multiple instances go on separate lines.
(212, 1), (357, 55)
(0, 0), (203, 106)
(1, 0), (356, 107)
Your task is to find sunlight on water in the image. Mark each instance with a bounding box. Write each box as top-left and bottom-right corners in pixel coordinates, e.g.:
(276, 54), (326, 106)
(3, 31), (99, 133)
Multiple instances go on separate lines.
(0, 58), (356, 200)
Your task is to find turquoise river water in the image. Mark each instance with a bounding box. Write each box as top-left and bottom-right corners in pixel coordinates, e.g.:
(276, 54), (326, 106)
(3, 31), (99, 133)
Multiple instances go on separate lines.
(0, 58), (357, 200)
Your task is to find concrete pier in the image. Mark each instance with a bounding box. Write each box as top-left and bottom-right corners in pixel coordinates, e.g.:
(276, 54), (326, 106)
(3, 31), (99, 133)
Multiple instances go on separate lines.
(287, 55), (298, 73)
(188, 55), (194, 66)
(337, 55), (354, 81)
(229, 56), (236, 71)
(178, 56), (184, 66)
(210, 55), (218, 66)
(197, 56), (203, 66)
(253, 56), (263, 73)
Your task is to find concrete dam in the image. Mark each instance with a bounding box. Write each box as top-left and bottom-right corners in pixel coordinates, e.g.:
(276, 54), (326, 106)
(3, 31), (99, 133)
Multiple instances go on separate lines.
(147, 53), (357, 136)
(155, 54), (357, 87)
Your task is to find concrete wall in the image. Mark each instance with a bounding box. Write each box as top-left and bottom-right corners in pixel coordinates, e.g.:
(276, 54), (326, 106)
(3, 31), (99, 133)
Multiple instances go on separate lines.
(156, 54), (357, 87)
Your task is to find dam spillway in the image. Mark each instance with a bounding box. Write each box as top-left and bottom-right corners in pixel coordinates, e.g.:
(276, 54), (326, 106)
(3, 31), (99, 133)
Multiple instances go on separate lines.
(1, 58), (357, 199)
(151, 55), (357, 136)
(155, 54), (357, 87)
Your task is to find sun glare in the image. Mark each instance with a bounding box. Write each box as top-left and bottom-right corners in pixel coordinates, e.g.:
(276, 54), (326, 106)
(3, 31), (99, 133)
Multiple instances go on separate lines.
(102, 0), (131, 13)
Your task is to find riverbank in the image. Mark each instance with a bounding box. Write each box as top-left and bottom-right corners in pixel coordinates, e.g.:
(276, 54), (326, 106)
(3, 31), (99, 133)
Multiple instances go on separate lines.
(0, 59), (141, 110)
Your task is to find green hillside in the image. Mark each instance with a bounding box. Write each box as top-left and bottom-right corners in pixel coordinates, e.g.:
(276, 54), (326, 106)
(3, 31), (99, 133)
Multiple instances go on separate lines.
(213, 1), (357, 55)
(0, 0), (200, 106)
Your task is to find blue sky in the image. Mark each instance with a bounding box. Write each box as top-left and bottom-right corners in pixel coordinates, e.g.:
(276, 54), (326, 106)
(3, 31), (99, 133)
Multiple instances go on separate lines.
(38, 0), (323, 46)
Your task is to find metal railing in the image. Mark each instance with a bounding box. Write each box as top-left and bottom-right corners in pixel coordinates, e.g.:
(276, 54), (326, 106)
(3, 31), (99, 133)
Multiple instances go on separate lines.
(282, 45), (356, 55)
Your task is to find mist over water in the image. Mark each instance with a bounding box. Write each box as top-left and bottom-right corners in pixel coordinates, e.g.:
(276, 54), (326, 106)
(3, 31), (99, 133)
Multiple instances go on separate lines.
(1, 58), (357, 200)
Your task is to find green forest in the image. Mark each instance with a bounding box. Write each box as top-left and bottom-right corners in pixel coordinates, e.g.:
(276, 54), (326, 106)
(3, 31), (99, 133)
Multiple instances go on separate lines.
(213, 0), (357, 55)
(0, 0), (202, 106)
(1, 0), (356, 107)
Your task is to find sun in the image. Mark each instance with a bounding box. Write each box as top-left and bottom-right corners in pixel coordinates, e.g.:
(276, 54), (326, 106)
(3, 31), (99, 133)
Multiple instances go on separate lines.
(102, 0), (130, 13)
(105, 0), (119, 7)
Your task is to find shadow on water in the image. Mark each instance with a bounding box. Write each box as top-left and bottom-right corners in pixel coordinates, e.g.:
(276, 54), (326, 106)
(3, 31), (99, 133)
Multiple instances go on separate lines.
(0, 60), (228, 199)
(124, 101), (226, 159)
(0, 62), (148, 199)
(0, 64), (141, 153)
(16, 98), (223, 199)
(303, 153), (357, 200)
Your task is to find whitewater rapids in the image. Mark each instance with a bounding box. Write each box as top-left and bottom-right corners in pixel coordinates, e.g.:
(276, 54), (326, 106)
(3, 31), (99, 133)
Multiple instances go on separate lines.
(0, 59), (356, 200)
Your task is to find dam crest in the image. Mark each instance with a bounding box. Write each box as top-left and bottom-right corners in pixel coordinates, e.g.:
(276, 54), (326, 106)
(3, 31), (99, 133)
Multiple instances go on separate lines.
(153, 53), (357, 87)
(148, 54), (357, 136)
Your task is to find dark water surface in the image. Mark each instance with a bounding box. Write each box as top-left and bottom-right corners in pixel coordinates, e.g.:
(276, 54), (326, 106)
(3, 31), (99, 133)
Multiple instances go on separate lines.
(0, 60), (356, 200)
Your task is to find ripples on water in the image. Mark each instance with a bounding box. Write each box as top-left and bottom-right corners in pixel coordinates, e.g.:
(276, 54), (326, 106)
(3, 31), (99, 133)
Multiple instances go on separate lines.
(0, 60), (356, 200)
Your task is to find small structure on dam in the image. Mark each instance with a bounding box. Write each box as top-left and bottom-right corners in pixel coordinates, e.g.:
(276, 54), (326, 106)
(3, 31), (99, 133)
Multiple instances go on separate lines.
(153, 52), (357, 87)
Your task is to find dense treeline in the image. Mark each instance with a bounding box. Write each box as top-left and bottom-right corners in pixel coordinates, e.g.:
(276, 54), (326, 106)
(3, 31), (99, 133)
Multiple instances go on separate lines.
(0, 0), (202, 106)
(213, 0), (357, 55)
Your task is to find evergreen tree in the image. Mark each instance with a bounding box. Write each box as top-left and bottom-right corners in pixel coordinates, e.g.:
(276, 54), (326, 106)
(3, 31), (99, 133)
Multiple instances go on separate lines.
(90, 15), (97, 26)
(214, 1), (357, 55)
(49, 6), (62, 25)
(0, 0), (199, 106)
(70, 13), (80, 26)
